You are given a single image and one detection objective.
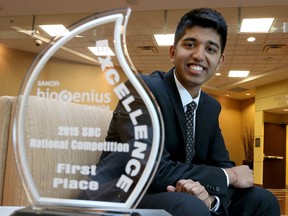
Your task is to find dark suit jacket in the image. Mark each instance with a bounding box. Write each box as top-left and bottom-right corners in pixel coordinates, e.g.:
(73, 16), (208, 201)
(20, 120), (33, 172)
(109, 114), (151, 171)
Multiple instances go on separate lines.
(141, 69), (235, 208)
(80, 68), (235, 213)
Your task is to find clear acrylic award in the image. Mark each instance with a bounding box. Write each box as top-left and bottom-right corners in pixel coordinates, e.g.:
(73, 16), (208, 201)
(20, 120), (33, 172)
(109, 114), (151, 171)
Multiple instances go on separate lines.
(11, 8), (168, 216)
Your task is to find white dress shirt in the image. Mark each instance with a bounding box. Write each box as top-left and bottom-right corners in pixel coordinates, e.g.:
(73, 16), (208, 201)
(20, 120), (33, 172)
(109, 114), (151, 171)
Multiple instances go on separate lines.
(173, 72), (223, 212)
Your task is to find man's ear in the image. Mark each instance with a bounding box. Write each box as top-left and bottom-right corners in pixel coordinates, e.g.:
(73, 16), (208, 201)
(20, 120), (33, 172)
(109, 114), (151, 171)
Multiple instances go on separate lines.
(217, 54), (225, 70)
(169, 45), (176, 63)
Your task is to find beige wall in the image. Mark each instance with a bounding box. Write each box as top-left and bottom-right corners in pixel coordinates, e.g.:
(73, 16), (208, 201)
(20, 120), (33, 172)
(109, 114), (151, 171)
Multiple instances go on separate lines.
(0, 45), (35, 96)
(213, 96), (255, 165)
(0, 45), (127, 110)
(1, 46), (255, 167)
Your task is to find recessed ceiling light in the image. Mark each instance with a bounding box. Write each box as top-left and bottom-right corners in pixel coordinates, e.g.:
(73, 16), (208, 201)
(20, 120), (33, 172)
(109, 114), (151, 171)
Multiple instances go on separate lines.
(88, 46), (115, 56)
(215, 73), (221, 76)
(228, 70), (250, 78)
(39, 24), (69, 37)
(88, 39), (115, 56)
(154, 34), (174, 46)
(247, 37), (256, 42)
(240, 18), (274, 33)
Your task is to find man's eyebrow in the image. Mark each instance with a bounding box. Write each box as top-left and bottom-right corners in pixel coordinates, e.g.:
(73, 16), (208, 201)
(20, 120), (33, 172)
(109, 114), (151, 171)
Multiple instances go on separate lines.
(208, 40), (220, 49)
(182, 37), (196, 42)
(182, 37), (220, 49)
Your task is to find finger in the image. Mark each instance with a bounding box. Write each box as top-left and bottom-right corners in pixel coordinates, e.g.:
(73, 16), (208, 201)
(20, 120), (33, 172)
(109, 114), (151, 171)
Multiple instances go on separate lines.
(189, 185), (203, 196)
(176, 179), (190, 192)
(190, 184), (207, 198)
(183, 180), (199, 193)
(180, 181), (191, 193)
(187, 181), (200, 193)
(167, 185), (176, 192)
(194, 189), (207, 201)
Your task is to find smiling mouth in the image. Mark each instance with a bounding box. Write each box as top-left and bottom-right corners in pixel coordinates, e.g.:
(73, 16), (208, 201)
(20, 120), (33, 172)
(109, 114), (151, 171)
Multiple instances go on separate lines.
(188, 64), (205, 72)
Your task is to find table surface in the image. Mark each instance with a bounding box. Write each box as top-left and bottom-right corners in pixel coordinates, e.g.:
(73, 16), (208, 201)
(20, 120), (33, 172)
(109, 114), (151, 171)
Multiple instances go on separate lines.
(0, 207), (24, 216)
(0, 206), (172, 216)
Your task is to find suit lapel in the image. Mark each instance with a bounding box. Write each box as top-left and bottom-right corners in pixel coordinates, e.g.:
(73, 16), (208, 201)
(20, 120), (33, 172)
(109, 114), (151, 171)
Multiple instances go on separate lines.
(195, 93), (210, 159)
(162, 71), (211, 161)
(163, 69), (187, 141)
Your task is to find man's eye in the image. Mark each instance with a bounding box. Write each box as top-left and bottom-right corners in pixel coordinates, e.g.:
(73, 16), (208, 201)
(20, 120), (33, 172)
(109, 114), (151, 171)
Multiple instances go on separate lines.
(184, 42), (195, 48)
(207, 47), (217, 53)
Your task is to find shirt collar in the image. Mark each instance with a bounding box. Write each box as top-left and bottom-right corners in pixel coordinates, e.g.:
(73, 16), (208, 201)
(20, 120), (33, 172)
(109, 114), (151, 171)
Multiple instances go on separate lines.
(173, 71), (201, 108)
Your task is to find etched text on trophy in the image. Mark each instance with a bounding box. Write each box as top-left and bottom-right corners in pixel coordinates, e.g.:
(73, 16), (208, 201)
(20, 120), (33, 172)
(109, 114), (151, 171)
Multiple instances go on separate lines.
(57, 126), (102, 138)
(53, 163), (98, 190)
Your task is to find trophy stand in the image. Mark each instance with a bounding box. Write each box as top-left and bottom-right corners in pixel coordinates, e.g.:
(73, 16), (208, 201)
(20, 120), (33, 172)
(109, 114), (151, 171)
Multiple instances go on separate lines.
(11, 206), (171, 216)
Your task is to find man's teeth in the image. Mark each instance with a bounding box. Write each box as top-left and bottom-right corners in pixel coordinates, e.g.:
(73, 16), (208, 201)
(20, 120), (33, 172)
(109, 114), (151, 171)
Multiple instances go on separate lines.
(190, 65), (204, 71)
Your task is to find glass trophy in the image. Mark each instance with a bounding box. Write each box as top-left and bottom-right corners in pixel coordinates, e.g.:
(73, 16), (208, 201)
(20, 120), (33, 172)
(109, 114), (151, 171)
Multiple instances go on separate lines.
(11, 8), (168, 216)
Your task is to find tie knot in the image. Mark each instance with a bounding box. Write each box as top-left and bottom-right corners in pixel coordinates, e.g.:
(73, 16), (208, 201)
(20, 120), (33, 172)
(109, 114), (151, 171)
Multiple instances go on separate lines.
(187, 101), (197, 112)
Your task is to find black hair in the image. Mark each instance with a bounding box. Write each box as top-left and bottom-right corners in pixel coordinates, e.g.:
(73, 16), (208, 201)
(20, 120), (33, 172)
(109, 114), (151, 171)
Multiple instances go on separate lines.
(174, 8), (227, 54)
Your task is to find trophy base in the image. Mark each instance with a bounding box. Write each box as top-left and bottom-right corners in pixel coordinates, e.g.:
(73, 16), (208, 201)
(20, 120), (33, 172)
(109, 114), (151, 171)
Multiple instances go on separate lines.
(10, 206), (171, 216)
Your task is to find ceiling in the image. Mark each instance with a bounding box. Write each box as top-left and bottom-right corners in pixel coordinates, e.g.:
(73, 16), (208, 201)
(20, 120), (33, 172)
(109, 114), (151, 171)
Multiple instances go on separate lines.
(1, 0), (288, 114)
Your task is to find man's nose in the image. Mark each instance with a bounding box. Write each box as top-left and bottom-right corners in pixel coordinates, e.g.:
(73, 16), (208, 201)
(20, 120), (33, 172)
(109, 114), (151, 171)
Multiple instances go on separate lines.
(192, 46), (205, 61)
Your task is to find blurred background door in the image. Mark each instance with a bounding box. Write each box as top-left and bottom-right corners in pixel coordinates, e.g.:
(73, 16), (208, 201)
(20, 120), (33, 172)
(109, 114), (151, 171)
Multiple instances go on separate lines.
(263, 123), (286, 189)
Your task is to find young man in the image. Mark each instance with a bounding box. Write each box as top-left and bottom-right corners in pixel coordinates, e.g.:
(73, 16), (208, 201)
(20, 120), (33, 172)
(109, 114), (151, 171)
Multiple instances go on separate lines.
(135, 8), (280, 215)
(81, 8), (280, 215)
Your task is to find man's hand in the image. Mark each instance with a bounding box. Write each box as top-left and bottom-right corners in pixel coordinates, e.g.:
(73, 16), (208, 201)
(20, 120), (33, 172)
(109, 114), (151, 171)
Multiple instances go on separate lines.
(224, 165), (253, 188)
(167, 179), (213, 209)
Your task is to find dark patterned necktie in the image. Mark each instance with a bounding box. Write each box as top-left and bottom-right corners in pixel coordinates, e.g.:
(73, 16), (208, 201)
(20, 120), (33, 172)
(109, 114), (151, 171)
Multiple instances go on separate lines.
(185, 101), (197, 165)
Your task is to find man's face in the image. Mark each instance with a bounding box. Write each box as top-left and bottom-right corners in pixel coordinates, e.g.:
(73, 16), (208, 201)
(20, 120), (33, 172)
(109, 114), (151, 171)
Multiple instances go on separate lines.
(170, 26), (224, 95)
